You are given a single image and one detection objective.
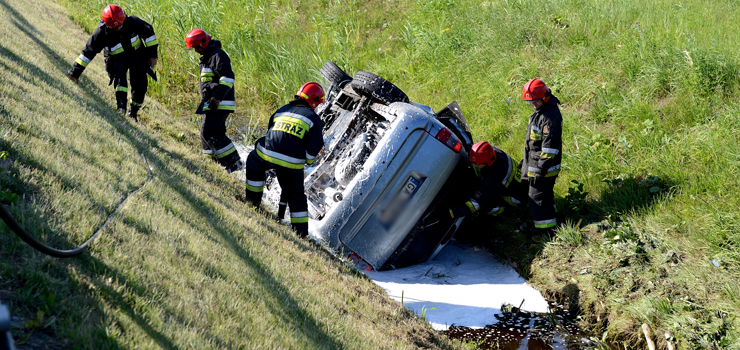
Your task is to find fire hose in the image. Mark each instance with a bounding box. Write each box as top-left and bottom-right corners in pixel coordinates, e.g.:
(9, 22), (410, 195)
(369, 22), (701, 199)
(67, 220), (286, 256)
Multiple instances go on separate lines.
(1, 152), (152, 258)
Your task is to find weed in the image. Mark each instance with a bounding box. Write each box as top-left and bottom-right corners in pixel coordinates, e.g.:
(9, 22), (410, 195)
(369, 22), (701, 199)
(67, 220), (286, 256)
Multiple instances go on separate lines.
(565, 180), (589, 216)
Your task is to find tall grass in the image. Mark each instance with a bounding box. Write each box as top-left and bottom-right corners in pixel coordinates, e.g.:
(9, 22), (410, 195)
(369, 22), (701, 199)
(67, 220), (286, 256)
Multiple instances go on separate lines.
(37, 0), (740, 347)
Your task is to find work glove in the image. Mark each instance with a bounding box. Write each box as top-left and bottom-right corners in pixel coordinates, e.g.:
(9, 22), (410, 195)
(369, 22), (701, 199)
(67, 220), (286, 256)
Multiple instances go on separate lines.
(205, 97), (220, 110)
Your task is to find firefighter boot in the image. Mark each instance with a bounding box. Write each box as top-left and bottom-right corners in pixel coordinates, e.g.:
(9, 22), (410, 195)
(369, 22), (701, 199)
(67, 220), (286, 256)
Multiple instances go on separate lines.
(115, 91), (127, 115)
(292, 222), (309, 238)
(223, 151), (244, 174)
(127, 104), (140, 122)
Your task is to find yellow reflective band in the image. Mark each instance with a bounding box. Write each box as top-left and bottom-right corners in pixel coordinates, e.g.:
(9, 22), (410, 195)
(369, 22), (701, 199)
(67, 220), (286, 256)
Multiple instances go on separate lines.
(131, 101), (142, 107)
(201, 77), (213, 82)
(300, 92), (309, 100)
(273, 116), (310, 139)
(219, 80), (233, 88)
(256, 148), (305, 169)
(527, 171), (537, 177)
(530, 131), (542, 141)
(215, 146), (236, 159)
(534, 219), (557, 228)
(291, 216), (309, 223)
(246, 184), (264, 193)
(75, 58), (89, 67)
(109, 43), (124, 55)
(306, 158), (315, 165)
(115, 86), (129, 92)
(488, 207), (505, 216)
(545, 170), (560, 177)
(465, 201), (477, 213)
(202, 101), (235, 112)
(144, 35), (158, 47)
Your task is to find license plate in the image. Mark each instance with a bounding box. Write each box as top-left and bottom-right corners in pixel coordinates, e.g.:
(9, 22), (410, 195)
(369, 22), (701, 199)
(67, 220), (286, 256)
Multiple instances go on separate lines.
(378, 176), (421, 225)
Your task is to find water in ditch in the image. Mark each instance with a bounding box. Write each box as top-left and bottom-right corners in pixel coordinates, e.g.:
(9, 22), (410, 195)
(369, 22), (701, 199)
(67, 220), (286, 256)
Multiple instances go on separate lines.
(441, 301), (611, 349)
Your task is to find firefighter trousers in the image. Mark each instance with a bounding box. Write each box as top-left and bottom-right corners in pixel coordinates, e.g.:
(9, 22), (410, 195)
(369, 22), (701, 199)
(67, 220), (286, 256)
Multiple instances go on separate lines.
(245, 151), (308, 237)
(111, 60), (148, 110)
(201, 111), (240, 167)
(528, 177), (558, 235)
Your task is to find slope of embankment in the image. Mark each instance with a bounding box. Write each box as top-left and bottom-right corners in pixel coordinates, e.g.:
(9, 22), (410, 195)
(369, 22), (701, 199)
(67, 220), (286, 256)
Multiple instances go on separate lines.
(0, 0), (463, 348)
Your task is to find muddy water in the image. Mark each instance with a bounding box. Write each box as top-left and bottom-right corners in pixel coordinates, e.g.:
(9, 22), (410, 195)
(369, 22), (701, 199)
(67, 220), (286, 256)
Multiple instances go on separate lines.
(442, 302), (605, 349)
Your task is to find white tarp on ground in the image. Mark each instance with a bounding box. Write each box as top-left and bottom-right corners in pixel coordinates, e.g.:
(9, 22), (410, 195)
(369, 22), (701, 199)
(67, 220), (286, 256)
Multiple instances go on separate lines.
(365, 240), (550, 331)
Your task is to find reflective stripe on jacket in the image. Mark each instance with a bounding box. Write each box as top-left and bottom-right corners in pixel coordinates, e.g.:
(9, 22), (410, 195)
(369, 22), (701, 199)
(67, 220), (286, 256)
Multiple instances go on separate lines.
(69, 16), (158, 78)
(198, 40), (236, 113)
(522, 96), (563, 179)
(256, 99), (324, 169)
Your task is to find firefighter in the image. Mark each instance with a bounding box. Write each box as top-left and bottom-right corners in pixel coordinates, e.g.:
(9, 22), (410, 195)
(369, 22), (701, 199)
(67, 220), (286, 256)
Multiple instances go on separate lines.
(185, 28), (243, 173)
(521, 78), (562, 236)
(244, 82), (325, 237)
(67, 4), (158, 121)
(448, 141), (526, 219)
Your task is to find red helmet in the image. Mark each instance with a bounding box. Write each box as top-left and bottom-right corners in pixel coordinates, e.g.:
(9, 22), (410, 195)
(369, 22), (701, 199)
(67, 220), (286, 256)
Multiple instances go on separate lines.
(522, 78), (551, 103)
(101, 5), (125, 29)
(185, 28), (212, 49)
(296, 82), (325, 109)
(469, 141), (497, 166)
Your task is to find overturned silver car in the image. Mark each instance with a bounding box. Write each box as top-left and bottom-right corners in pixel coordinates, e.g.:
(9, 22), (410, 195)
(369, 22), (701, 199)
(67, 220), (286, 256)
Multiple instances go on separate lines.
(298, 62), (478, 271)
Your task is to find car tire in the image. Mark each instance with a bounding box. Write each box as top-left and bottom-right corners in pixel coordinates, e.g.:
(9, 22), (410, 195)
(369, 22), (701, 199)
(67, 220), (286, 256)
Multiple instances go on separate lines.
(321, 61), (352, 88)
(350, 71), (409, 105)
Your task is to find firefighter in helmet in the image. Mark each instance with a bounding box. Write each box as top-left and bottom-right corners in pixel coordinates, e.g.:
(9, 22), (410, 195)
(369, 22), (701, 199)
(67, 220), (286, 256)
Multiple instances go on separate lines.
(245, 83), (325, 237)
(68, 4), (158, 121)
(448, 141), (526, 219)
(185, 28), (243, 173)
(521, 78), (563, 236)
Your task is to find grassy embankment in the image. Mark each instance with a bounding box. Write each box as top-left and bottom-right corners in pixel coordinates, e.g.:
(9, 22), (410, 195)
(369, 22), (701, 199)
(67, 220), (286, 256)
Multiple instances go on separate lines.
(56, 0), (740, 348)
(0, 0), (465, 348)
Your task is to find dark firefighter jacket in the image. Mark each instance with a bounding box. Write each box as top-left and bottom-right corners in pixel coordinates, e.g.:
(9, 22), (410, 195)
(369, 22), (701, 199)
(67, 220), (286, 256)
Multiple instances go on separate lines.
(196, 40), (236, 114)
(451, 148), (521, 218)
(255, 99), (324, 170)
(521, 95), (562, 180)
(68, 16), (158, 79)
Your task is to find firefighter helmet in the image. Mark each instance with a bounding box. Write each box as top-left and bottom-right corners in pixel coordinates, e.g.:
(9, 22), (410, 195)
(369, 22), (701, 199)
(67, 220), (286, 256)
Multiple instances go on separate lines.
(295, 82), (325, 109)
(469, 141), (496, 166)
(101, 4), (126, 29)
(185, 28), (212, 49)
(522, 78), (551, 103)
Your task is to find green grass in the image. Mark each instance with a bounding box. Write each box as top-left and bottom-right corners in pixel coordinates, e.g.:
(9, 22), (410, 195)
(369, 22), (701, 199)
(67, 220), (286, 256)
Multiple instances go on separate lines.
(0, 0), (464, 348)
(9, 0), (740, 347)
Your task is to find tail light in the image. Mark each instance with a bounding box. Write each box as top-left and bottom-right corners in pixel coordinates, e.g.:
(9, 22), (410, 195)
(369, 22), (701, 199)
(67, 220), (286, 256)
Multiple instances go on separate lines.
(435, 128), (462, 152)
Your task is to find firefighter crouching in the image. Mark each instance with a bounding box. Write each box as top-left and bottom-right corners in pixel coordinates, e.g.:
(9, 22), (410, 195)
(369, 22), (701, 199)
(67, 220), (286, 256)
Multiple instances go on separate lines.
(68, 4), (158, 121)
(447, 141), (526, 219)
(245, 83), (325, 237)
(185, 28), (244, 173)
(521, 78), (563, 236)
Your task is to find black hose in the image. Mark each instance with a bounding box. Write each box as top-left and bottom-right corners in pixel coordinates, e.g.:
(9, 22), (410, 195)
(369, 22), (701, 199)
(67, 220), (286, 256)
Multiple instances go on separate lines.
(1, 152), (152, 258)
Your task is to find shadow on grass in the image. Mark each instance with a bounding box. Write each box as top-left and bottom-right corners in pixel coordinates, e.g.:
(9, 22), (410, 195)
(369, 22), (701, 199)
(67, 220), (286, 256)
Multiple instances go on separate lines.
(582, 175), (678, 225)
(109, 155), (346, 348)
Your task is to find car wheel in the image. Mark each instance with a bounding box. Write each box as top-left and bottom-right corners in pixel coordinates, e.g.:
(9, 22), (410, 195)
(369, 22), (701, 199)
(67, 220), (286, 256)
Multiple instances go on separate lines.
(335, 134), (371, 186)
(350, 71), (409, 105)
(321, 61), (352, 88)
